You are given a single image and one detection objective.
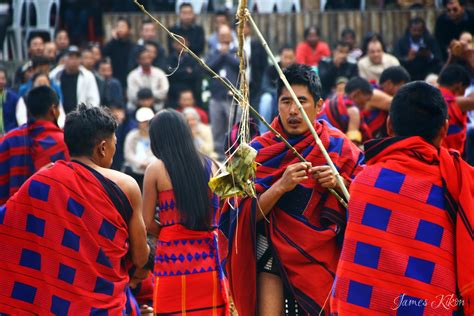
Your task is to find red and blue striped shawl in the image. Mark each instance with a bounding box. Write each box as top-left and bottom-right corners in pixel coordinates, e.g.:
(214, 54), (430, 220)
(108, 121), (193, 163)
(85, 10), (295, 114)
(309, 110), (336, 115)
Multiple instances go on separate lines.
(0, 120), (70, 204)
(218, 117), (364, 316)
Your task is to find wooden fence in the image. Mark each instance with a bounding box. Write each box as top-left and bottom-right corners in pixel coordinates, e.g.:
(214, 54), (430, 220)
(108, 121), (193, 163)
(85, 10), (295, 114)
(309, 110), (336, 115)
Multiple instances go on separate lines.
(103, 8), (440, 53)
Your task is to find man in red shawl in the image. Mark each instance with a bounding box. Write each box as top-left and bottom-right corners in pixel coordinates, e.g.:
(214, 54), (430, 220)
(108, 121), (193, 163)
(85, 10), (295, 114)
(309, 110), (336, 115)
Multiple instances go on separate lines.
(0, 105), (150, 314)
(219, 64), (364, 315)
(331, 81), (473, 315)
(0, 86), (70, 204)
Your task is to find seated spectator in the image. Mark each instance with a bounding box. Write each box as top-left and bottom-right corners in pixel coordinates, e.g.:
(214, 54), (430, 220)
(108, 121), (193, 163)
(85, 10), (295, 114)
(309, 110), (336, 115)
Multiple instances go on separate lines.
(0, 68), (19, 134)
(98, 58), (125, 108)
(183, 107), (217, 159)
(89, 42), (103, 69)
(318, 77), (374, 144)
(55, 30), (70, 56)
(143, 40), (167, 71)
(444, 32), (474, 76)
(358, 34), (400, 83)
(81, 48), (104, 96)
(127, 48), (169, 110)
(44, 42), (58, 64)
(16, 72), (66, 128)
(205, 24), (240, 160)
(364, 66), (411, 138)
(296, 26), (331, 66)
(207, 9), (238, 52)
(318, 41), (358, 98)
(135, 88), (158, 112)
(124, 107), (155, 189)
(341, 28), (363, 63)
(14, 35), (45, 88)
(18, 56), (58, 97)
(103, 17), (138, 89)
(169, 3), (206, 56)
(137, 19), (167, 69)
(439, 65), (472, 154)
(50, 46), (101, 113)
(0, 86), (69, 204)
(176, 90), (208, 124)
(166, 38), (203, 108)
(259, 45), (295, 133)
(394, 17), (442, 81)
(435, 0), (474, 61)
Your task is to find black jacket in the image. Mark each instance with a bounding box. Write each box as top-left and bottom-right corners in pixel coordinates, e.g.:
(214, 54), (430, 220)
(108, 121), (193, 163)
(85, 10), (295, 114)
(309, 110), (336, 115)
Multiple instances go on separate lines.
(102, 38), (138, 89)
(249, 38), (268, 104)
(168, 22), (206, 56)
(318, 57), (358, 98)
(435, 10), (474, 61)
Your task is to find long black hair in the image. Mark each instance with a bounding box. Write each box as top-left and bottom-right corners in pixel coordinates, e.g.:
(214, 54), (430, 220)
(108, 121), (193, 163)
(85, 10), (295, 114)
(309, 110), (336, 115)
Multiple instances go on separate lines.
(149, 109), (211, 231)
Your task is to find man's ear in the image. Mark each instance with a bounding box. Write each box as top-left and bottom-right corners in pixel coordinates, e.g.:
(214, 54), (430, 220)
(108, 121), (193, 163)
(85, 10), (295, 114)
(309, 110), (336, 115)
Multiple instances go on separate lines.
(386, 115), (395, 136)
(316, 98), (324, 114)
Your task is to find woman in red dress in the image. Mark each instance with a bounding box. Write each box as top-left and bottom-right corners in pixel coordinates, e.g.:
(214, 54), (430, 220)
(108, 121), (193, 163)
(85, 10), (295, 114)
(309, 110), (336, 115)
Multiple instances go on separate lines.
(142, 109), (229, 315)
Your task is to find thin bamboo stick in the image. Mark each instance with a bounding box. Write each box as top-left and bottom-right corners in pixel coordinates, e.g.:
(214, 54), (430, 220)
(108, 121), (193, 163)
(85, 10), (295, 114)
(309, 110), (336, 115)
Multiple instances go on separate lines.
(245, 10), (350, 201)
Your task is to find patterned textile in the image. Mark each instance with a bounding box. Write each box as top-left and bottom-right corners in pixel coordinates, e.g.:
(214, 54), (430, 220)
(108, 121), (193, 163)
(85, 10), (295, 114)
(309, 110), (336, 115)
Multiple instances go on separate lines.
(0, 160), (133, 315)
(219, 117), (364, 315)
(153, 158), (229, 315)
(439, 87), (467, 154)
(331, 136), (473, 315)
(362, 108), (388, 139)
(318, 94), (372, 142)
(0, 120), (69, 204)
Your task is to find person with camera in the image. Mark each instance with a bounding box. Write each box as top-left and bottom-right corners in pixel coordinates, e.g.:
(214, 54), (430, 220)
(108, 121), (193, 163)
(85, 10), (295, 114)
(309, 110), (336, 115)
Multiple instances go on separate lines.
(394, 17), (442, 81)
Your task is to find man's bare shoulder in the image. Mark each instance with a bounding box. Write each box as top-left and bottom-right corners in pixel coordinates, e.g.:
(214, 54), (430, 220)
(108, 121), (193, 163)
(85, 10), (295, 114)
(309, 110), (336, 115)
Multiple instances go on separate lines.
(99, 167), (140, 198)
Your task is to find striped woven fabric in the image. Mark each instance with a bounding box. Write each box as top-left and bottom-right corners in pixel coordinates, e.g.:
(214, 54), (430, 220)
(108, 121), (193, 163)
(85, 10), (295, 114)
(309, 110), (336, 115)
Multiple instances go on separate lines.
(0, 120), (69, 204)
(439, 87), (467, 154)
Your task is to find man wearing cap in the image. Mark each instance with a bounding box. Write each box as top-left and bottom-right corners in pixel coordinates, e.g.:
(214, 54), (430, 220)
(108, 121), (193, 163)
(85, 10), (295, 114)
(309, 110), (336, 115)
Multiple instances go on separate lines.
(50, 46), (100, 113)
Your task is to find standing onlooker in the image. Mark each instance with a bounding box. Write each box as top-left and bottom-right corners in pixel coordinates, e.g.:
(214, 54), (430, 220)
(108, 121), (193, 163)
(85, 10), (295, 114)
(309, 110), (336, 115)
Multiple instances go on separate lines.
(206, 24), (240, 160)
(358, 35), (400, 83)
(341, 28), (363, 63)
(435, 0), (474, 60)
(124, 107), (155, 189)
(295, 26), (331, 67)
(0, 68), (19, 134)
(81, 48), (104, 96)
(55, 30), (70, 56)
(43, 42), (58, 64)
(169, 3), (206, 56)
(207, 10), (237, 52)
(394, 17), (442, 81)
(243, 22), (268, 105)
(127, 48), (169, 110)
(103, 17), (137, 89)
(259, 45), (296, 133)
(318, 41), (359, 98)
(166, 39), (203, 108)
(183, 107), (216, 159)
(138, 19), (167, 61)
(98, 58), (125, 108)
(14, 35), (45, 87)
(50, 46), (100, 113)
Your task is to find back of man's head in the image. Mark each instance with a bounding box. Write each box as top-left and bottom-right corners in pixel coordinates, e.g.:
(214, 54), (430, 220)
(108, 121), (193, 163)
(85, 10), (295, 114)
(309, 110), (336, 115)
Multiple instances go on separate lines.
(380, 66), (411, 85)
(345, 77), (373, 95)
(277, 64), (322, 103)
(438, 64), (470, 89)
(26, 86), (59, 119)
(390, 81), (447, 141)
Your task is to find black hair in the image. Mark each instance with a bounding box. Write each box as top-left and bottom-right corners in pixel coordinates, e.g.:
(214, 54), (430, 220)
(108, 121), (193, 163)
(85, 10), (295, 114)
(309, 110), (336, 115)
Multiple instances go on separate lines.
(179, 89), (195, 97)
(341, 28), (356, 39)
(215, 9), (230, 19)
(27, 35), (44, 48)
(345, 77), (373, 94)
(334, 40), (351, 50)
(55, 29), (68, 38)
(278, 44), (294, 54)
(304, 26), (320, 38)
(438, 64), (470, 87)
(98, 57), (112, 67)
(390, 81), (447, 141)
(361, 32), (386, 55)
(141, 18), (154, 26)
(379, 66), (411, 85)
(179, 2), (193, 10)
(277, 64), (322, 104)
(149, 109), (211, 231)
(443, 0), (465, 6)
(30, 72), (50, 84)
(25, 86), (58, 118)
(136, 47), (149, 60)
(32, 55), (50, 67)
(117, 16), (131, 28)
(409, 16), (426, 28)
(64, 104), (118, 156)
(137, 88), (153, 100)
(144, 40), (159, 52)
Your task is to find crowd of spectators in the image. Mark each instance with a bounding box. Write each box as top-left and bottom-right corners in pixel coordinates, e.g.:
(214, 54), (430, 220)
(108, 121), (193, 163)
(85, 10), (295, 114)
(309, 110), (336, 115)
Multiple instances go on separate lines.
(0, 0), (473, 182)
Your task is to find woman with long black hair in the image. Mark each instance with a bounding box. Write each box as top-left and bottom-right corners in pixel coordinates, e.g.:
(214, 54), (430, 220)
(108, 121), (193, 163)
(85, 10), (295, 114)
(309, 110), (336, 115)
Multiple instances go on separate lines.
(142, 109), (229, 315)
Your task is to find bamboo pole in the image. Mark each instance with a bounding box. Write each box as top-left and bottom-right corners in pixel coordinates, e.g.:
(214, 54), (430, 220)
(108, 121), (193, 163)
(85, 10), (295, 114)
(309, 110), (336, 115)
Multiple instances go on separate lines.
(245, 9), (350, 201)
(132, 0), (347, 207)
